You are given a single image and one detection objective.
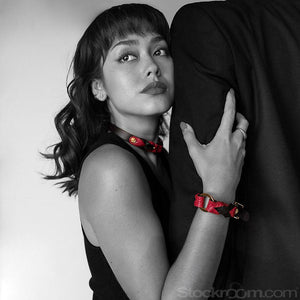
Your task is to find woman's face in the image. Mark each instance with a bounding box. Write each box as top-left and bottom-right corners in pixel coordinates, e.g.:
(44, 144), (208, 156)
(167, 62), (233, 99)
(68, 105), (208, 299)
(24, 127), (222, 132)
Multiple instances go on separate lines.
(100, 32), (174, 121)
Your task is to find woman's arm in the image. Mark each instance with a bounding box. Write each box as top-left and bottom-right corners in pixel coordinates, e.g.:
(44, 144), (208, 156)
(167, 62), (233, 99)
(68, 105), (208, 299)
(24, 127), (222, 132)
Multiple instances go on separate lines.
(79, 90), (248, 300)
(79, 143), (169, 299)
(163, 90), (248, 299)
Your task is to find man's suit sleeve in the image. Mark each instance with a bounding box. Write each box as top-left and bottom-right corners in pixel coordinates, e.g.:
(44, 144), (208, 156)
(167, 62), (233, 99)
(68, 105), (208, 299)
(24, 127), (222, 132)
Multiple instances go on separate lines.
(168, 2), (236, 260)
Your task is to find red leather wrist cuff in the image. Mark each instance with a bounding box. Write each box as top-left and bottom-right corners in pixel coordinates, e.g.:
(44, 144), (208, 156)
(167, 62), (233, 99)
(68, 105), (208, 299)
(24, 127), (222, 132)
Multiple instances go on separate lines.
(194, 193), (249, 221)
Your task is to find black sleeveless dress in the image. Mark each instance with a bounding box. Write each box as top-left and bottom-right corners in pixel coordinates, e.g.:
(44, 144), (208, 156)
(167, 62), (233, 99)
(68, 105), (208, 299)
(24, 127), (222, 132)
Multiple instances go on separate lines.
(81, 131), (171, 300)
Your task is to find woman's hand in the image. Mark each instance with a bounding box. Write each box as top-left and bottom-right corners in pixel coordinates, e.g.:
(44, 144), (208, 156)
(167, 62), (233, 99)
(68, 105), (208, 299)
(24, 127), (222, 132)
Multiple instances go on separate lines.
(180, 89), (249, 203)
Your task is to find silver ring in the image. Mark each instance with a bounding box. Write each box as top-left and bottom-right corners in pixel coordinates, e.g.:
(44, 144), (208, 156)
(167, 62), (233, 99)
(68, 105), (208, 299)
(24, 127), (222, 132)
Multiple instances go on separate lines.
(236, 127), (247, 139)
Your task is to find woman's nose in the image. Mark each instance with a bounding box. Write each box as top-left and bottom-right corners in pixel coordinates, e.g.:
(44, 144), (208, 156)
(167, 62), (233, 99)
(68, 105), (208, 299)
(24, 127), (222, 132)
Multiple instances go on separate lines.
(145, 57), (161, 78)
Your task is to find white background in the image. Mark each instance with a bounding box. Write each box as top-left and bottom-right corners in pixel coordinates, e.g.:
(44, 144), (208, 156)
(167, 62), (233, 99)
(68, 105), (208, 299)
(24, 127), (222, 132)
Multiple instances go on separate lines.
(0, 0), (210, 299)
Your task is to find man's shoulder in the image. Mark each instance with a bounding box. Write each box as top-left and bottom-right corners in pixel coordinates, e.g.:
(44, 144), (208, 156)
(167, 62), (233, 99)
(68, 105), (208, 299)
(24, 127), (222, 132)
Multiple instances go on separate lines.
(172, 1), (241, 31)
(173, 0), (292, 25)
(174, 1), (237, 18)
(173, 1), (226, 21)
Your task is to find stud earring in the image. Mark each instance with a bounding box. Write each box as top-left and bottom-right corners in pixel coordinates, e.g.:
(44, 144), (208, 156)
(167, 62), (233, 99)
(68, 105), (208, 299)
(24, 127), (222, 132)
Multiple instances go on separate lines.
(94, 90), (107, 101)
(98, 91), (107, 101)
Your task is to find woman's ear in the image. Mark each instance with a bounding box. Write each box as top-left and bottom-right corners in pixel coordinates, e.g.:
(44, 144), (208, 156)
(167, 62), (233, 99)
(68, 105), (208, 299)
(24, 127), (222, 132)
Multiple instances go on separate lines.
(91, 79), (107, 101)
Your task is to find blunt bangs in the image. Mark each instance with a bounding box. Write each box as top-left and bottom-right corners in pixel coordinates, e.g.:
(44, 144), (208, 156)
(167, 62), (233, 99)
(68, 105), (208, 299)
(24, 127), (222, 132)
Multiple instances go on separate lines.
(89, 4), (170, 61)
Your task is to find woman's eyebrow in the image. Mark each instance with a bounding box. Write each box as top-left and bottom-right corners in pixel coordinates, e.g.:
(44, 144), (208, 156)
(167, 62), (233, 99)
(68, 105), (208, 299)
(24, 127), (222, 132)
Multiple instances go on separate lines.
(111, 35), (165, 50)
(150, 35), (165, 43)
(111, 39), (138, 50)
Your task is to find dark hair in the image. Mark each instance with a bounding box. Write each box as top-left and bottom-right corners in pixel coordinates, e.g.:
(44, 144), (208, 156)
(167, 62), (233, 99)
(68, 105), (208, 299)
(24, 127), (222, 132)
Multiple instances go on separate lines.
(43, 3), (170, 196)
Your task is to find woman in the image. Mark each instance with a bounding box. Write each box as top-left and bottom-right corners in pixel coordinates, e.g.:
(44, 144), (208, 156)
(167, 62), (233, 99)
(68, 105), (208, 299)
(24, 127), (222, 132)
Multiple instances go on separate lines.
(44, 4), (248, 299)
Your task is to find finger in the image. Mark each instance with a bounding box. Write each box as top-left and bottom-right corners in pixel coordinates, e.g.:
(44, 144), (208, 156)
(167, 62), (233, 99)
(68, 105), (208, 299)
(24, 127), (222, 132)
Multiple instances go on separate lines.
(216, 89), (236, 137)
(233, 129), (248, 148)
(180, 122), (203, 157)
(236, 112), (249, 132)
(233, 112), (249, 142)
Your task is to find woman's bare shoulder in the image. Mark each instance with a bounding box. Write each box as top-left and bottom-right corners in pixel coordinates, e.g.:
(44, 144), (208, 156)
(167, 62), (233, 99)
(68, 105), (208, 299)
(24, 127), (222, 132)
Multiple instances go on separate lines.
(78, 143), (149, 218)
(81, 143), (137, 173)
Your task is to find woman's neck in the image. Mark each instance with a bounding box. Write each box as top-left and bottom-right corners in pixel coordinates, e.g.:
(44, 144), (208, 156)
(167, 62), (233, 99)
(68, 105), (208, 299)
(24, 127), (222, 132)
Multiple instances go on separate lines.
(110, 115), (160, 141)
(110, 114), (163, 173)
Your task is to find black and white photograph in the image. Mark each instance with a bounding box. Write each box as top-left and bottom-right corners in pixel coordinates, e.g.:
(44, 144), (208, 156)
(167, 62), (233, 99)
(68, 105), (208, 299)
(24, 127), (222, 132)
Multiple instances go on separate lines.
(1, 0), (299, 299)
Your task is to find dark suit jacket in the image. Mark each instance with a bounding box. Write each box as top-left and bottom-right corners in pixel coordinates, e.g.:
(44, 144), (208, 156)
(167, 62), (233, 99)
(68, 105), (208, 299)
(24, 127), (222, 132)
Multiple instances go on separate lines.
(169, 0), (300, 294)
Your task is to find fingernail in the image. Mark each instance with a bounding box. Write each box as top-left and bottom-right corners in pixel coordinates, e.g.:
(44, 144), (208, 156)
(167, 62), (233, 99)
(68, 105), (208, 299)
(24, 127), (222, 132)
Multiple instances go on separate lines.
(180, 122), (187, 131)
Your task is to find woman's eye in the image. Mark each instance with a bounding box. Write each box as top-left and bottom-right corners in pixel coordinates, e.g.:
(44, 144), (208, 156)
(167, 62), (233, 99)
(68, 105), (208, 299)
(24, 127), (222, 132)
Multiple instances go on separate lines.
(154, 48), (169, 56)
(119, 54), (136, 63)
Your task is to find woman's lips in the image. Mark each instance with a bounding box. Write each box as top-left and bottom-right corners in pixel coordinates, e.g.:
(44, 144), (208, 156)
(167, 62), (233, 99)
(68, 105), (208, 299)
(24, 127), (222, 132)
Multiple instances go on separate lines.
(141, 81), (167, 95)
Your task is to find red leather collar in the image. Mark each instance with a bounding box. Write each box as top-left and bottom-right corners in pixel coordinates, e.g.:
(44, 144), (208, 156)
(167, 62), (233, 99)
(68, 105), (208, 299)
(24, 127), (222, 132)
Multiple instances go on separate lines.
(109, 124), (163, 153)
